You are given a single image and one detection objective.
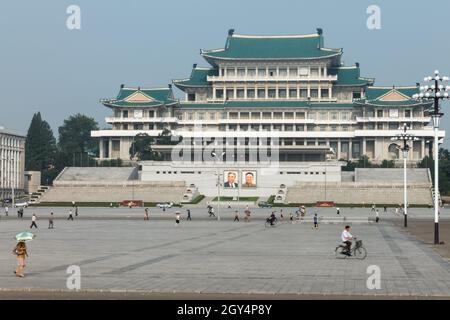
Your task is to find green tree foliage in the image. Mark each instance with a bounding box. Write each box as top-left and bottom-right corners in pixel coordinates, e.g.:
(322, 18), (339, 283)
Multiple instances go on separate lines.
(380, 159), (395, 168)
(129, 133), (159, 160)
(418, 149), (450, 195)
(25, 112), (58, 184)
(58, 114), (99, 166)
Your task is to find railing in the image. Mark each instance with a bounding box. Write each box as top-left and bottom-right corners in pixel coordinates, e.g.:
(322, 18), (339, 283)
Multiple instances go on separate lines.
(105, 117), (179, 123)
(207, 75), (338, 82)
(356, 116), (430, 123)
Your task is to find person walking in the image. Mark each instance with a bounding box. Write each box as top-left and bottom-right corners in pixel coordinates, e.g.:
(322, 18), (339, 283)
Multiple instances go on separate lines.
(244, 208), (251, 222)
(209, 207), (215, 218)
(313, 213), (319, 230)
(186, 209), (191, 221)
(375, 209), (380, 223)
(371, 203), (376, 212)
(336, 207), (340, 215)
(144, 208), (149, 221)
(233, 210), (239, 222)
(48, 212), (54, 229)
(75, 206), (79, 217)
(280, 209), (284, 220)
(20, 208), (24, 218)
(383, 206), (387, 213)
(13, 241), (28, 278)
(30, 214), (38, 229)
(5, 206), (8, 216)
(290, 212), (294, 223)
(67, 209), (74, 221)
(175, 211), (181, 227)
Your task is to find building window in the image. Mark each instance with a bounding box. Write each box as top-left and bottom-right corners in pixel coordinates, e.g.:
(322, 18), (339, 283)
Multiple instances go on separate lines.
(268, 68), (276, 77)
(295, 139), (305, 145)
(289, 88), (297, 98)
(262, 124), (271, 131)
(226, 89), (234, 100)
(289, 68), (298, 77)
(377, 110), (384, 118)
(300, 89), (308, 99)
(319, 112), (327, 120)
(247, 68), (256, 77)
(366, 123), (375, 130)
(353, 92), (362, 100)
(366, 109), (375, 117)
(308, 112), (316, 120)
(405, 110), (411, 117)
(278, 88), (287, 98)
(216, 89), (224, 99)
(257, 88), (266, 99)
(123, 110), (128, 118)
(258, 68), (266, 77)
(310, 89), (319, 99)
(251, 125), (260, 131)
(187, 93), (195, 101)
(251, 112), (260, 119)
(279, 68), (287, 77)
(331, 125), (338, 131)
(133, 124), (143, 130)
(318, 139), (327, 146)
(268, 88), (276, 98)
(229, 112), (239, 119)
(240, 112), (249, 119)
(262, 112), (271, 119)
(321, 89), (329, 99)
(296, 112), (305, 119)
(123, 124), (128, 130)
(389, 109), (399, 118)
(237, 68), (245, 77)
(341, 112), (348, 120)
(307, 140), (316, 146)
(236, 88), (245, 99)
(319, 125), (327, 131)
(331, 112), (338, 120)
(198, 113), (204, 120)
(285, 125), (293, 131)
(247, 88), (255, 98)
(295, 124), (304, 131)
(310, 68), (319, 76)
(389, 123), (399, 130)
(187, 113), (194, 120)
(285, 112), (294, 119)
(273, 125), (282, 131)
(226, 68), (235, 77)
(377, 123), (383, 130)
(209, 113), (216, 120)
(273, 112), (283, 119)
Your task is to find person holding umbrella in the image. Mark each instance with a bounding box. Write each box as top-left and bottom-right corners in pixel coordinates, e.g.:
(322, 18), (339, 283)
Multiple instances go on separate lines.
(175, 211), (181, 227)
(13, 232), (34, 278)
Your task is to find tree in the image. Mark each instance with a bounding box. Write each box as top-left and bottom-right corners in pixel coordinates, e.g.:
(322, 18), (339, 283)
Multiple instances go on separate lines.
(25, 112), (58, 184)
(380, 159), (395, 168)
(58, 114), (99, 166)
(129, 133), (158, 160)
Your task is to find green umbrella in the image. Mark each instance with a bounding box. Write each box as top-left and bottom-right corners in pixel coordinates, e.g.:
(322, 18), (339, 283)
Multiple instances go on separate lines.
(15, 232), (36, 242)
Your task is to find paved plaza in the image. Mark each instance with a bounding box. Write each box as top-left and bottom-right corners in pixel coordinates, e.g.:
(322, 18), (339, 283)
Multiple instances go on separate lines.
(1, 207), (450, 298)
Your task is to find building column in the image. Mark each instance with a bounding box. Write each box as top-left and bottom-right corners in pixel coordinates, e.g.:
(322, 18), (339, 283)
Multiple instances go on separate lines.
(99, 138), (104, 159)
(108, 138), (112, 159)
(362, 138), (367, 157)
(337, 140), (341, 159)
(421, 138), (425, 160)
(349, 140), (353, 160)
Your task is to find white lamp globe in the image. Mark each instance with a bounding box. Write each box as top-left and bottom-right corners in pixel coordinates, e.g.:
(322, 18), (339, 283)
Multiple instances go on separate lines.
(436, 76), (441, 81)
(435, 70), (440, 75)
(431, 85), (435, 90)
(424, 77), (429, 82)
(425, 92), (430, 98)
(429, 76), (433, 81)
(444, 76), (450, 82)
(436, 92), (441, 98)
(444, 92), (449, 98)
(446, 86), (450, 91)
(424, 85), (429, 90)
(439, 85), (444, 90)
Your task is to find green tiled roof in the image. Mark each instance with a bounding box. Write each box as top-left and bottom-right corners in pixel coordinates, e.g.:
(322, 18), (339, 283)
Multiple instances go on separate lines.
(356, 86), (430, 107)
(201, 31), (342, 61)
(102, 86), (178, 108)
(180, 101), (354, 109)
(328, 66), (374, 87)
(173, 67), (217, 89)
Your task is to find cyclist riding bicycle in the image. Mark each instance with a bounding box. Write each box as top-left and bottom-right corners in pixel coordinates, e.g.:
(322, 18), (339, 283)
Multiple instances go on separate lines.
(267, 212), (277, 226)
(341, 225), (354, 256)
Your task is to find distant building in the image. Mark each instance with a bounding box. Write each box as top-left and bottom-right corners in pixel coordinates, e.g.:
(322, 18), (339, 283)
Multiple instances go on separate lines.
(92, 29), (445, 163)
(0, 127), (26, 200)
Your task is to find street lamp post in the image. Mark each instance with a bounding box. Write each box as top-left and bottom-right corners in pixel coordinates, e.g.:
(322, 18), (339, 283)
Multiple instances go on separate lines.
(2, 157), (15, 208)
(414, 70), (450, 244)
(212, 151), (226, 221)
(391, 123), (418, 228)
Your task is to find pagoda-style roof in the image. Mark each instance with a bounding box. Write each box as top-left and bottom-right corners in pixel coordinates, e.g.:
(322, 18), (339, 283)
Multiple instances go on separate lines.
(329, 65), (374, 87)
(173, 66), (217, 90)
(201, 29), (342, 64)
(101, 86), (178, 108)
(355, 86), (431, 107)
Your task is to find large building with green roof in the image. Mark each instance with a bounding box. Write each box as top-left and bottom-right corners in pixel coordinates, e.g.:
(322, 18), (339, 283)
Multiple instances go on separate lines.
(92, 29), (444, 164)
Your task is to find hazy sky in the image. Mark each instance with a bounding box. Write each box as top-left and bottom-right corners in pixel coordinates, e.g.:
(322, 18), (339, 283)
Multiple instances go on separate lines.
(1, 0), (449, 146)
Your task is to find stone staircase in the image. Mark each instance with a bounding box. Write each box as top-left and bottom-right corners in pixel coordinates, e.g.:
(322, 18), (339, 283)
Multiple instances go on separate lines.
(28, 185), (50, 204)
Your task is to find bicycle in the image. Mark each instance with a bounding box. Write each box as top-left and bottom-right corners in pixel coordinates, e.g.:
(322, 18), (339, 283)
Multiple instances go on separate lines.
(265, 217), (278, 228)
(335, 239), (367, 260)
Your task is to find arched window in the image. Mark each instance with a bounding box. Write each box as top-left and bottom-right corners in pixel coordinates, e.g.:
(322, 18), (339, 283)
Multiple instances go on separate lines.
(388, 143), (399, 159)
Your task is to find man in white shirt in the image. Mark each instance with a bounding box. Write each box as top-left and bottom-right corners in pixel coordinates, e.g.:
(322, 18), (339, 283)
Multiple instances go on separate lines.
(341, 225), (354, 256)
